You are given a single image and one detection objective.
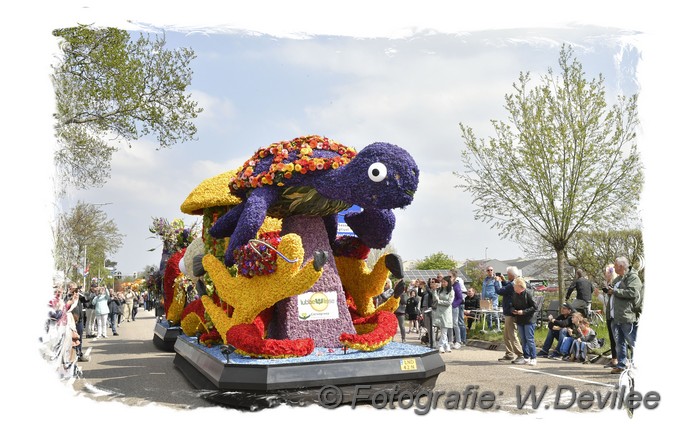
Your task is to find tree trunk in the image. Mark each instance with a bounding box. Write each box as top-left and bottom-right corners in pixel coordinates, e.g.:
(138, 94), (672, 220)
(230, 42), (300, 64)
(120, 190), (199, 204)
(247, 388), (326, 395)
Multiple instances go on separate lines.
(556, 247), (565, 302)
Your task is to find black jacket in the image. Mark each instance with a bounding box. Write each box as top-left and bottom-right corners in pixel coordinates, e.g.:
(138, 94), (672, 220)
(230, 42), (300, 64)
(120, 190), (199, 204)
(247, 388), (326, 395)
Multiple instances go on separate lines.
(495, 280), (515, 316)
(566, 277), (594, 303)
(406, 296), (421, 316)
(108, 297), (123, 315)
(464, 294), (480, 311)
(511, 289), (538, 325)
(547, 312), (573, 330)
(420, 289), (435, 311)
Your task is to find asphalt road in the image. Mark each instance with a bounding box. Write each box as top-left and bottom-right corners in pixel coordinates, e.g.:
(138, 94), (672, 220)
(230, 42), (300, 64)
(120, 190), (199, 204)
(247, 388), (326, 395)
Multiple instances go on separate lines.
(67, 308), (632, 417)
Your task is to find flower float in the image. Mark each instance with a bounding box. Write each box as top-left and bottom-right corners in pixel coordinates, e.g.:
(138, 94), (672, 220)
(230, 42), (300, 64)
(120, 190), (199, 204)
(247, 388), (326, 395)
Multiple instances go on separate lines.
(196, 135), (419, 357)
(149, 216), (199, 321)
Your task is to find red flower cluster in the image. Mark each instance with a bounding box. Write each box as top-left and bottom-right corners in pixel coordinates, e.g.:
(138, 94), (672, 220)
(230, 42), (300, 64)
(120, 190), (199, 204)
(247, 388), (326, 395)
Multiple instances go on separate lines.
(332, 236), (370, 260)
(163, 249), (186, 315)
(199, 329), (222, 347)
(226, 323), (315, 358)
(233, 232), (282, 278)
(181, 298), (205, 321)
(229, 135), (357, 192)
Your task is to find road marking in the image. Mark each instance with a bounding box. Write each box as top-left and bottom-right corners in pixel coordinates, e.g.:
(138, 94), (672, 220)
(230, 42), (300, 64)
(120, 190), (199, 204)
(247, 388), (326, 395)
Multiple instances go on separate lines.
(509, 367), (615, 388)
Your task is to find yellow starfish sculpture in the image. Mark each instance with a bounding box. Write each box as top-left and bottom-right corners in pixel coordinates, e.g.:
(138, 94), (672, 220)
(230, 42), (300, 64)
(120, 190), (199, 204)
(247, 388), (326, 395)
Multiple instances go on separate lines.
(200, 233), (322, 344)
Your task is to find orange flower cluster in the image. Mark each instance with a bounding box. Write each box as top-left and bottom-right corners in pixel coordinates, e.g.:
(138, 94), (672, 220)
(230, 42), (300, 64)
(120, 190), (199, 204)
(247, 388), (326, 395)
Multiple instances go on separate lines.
(229, 135), (357, 192)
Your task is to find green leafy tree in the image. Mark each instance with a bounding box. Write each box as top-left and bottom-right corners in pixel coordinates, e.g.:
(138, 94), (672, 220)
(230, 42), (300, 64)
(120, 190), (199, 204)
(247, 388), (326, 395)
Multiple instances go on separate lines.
(414, 251), (457, 270)
(462, 260), (485, 291)
(566, 228), (644, 286)
(52, 24), (203, 190)
(456, 45), (643, 301)
(53, 201), (124, 283)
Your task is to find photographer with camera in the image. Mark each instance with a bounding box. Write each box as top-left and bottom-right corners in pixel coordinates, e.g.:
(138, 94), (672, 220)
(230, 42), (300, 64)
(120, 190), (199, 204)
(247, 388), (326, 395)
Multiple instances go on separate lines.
(481, 266), (502, 331)
(66, 282), (87, 361)
(597, 263), (618, 368)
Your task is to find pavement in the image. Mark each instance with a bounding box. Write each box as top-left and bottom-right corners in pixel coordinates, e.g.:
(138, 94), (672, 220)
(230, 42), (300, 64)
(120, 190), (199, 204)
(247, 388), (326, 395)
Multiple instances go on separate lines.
(69, 309), (629, 416)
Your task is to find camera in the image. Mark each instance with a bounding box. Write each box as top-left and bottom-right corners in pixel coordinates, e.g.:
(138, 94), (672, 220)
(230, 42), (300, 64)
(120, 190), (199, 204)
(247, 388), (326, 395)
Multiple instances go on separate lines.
(495, 272), (503, 278)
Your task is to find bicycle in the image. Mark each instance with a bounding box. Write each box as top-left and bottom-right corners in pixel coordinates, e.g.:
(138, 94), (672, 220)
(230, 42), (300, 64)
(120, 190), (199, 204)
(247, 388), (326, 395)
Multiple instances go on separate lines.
(587, 308), (604, 328)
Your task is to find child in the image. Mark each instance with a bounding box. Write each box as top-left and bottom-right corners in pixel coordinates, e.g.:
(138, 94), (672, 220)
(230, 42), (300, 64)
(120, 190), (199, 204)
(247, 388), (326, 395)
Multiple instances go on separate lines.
(558, 312), (584, 360)
(569, 318), (600, 363)
(405, 290), (421, 333)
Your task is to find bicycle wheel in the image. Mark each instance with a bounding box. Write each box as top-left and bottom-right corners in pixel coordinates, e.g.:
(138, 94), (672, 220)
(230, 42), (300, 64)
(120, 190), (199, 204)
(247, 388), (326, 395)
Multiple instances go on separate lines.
(588, 310), (604, 328)
(618, 367), (635, 418)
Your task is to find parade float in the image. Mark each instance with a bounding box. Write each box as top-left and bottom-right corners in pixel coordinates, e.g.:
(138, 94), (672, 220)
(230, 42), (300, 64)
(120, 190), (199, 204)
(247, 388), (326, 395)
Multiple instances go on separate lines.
(149, 217), (199, 351)
(162, 135), (444, 408)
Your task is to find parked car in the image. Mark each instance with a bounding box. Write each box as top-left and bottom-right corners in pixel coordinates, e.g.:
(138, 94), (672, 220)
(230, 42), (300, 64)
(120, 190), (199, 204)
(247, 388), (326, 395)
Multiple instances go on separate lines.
(534, 283), (558, 292)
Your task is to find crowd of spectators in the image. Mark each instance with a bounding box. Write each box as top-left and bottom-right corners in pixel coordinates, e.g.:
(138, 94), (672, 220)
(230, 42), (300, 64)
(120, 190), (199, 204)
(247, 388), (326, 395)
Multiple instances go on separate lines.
(399, 255), (643, 373)
(40, 276), (151, 381)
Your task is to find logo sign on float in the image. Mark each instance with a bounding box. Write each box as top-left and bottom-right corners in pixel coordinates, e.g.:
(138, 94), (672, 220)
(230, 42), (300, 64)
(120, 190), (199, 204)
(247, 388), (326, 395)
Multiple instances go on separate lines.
(298, 291), (339, 321)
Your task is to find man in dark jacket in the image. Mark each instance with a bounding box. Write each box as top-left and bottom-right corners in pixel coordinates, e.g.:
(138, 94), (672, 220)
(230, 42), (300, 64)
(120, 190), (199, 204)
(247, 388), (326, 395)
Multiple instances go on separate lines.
(463, 287), (481, 329)
(538, 302), (574, 357)
(566, 269), (594, 316)
(495, 266), (524, 362)
(108, 292), (124, 336)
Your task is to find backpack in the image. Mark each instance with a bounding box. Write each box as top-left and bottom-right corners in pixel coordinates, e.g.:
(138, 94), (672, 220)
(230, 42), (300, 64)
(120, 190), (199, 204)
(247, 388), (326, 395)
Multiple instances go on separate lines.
(457, 278), (467, 293)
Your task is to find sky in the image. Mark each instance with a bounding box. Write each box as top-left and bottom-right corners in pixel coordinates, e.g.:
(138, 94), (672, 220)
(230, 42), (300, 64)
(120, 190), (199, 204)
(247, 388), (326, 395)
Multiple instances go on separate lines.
(58, 17), (641, 278)
(4, 1), (678, 425)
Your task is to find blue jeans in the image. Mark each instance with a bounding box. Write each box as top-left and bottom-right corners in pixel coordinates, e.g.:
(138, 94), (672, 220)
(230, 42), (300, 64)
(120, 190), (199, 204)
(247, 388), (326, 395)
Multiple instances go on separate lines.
(516, 323), (536, 359)
(451, 306), (463, 343)
(570, 341), (588, 360)
(540, 328), (561, 354)
(458, 306), (467, 343)
(108, 312), (118, 334)
(549, 328), (572, 356)
(486, 298), (501, 330)
(614, 321), (637, 368)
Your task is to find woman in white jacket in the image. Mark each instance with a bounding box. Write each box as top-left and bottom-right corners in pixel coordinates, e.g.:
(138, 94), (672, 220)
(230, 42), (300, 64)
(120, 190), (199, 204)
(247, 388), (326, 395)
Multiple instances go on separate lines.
(92, 287), (110, 339)
(431, 279), (454, 353)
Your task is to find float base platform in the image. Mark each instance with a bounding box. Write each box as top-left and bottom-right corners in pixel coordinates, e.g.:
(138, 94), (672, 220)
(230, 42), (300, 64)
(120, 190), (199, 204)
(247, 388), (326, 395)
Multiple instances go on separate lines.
(173, 334), (445, 409)
(152, 320), (182, 352)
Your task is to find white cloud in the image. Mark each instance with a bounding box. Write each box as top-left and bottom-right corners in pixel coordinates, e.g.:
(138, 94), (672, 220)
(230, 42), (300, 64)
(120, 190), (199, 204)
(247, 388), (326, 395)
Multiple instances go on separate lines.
(191, 89), (237, 122)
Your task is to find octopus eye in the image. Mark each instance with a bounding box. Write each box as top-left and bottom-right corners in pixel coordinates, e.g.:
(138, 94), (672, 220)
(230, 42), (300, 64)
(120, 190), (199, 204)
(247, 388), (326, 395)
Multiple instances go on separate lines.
(368, 162), (388, 182)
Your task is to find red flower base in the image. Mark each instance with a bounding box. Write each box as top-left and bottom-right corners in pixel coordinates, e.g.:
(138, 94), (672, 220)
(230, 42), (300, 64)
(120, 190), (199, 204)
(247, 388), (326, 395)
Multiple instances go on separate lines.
(226, 323), (315, 358)
(199, 329), (222, 347)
